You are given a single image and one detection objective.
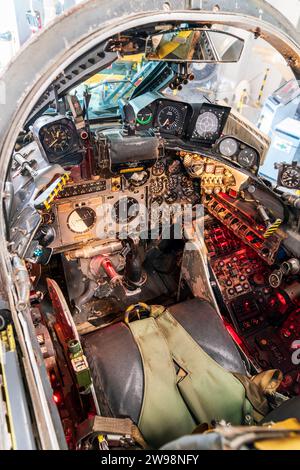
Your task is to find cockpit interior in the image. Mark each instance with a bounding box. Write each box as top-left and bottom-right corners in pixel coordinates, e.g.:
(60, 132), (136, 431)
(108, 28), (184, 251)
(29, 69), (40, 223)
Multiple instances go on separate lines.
(1, 8), (300, 451)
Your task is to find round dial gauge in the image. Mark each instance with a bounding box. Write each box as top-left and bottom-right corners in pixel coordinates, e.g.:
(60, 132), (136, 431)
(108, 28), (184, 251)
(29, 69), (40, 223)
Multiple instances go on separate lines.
(237, 148), (257, 168)
(67, 207), (96, 233)
(152, 160), (165, 177)
(41, 123), (74, 155)
(150, 178), (164, 195)
(166, 176), (178, 191)
(112, 197), (139, 224)
(157, 105), (181, 132)
(136, 107), (153, 126)
(280, 167), (300, 189)
(195, 111), (219, 138)
(219, 138), (238, 158)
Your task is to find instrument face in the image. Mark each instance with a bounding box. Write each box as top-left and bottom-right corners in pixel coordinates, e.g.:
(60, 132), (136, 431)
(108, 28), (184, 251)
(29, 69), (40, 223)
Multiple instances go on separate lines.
(41, 123), (74, 156)
(112, 197), (140, 224)
(280, 166), (300, 189)
(237, 148), (257, 168)
(195, 111), (219, 137)
(219, 137), (239, 157)
(191, 105), (229, 143)
(136, 107), (154, 126)
(155, 101), (188, 135)
(67, 207), (96, 233)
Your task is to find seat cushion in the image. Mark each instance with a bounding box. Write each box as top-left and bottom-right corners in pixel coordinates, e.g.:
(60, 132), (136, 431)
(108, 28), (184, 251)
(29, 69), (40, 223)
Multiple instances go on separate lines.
(83, 321), (144, 423)
(83, 298), (246, 424)
(168, 299), (246, 375)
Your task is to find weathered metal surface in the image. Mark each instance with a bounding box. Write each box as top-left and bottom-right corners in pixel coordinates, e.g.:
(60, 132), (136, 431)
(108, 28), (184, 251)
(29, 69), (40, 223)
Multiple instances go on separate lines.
(181, 220), (220, 312)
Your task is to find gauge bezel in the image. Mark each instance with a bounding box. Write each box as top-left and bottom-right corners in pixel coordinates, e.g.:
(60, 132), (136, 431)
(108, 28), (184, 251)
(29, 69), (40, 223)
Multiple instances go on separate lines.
(189, 103), (230, 144)
(219, 137), (239, 158)
(67, 207), (96, 234)
(40, 121), (75, 156)
(112, 197), (140, 224)
(154, 100), (188, 136)
(278, 165), (300, 189)
(136, 106), (154, 126)
(237, 147), (258, 169)
(39, 119), (77, 158)
(33, 115), (82, 166)
(152, 160), (166, 177)
(150, 177), (165, 195)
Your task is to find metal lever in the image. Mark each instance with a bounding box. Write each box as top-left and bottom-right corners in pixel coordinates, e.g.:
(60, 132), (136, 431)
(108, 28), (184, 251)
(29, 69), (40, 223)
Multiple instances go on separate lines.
(13, 152), (66, 192)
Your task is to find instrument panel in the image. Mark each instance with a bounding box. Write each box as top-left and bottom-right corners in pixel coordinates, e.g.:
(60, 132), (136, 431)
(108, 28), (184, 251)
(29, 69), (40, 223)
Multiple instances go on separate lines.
(131, 94), (230, 144)
(216, 135), (260, 172)
(32, 114), (83, 166)
(45, 155), (201, 252)
(48, 185), (147, 250)
(180, 151), (237, 195)
(15, 94), (265, 261)
(149, 157), (200, 205)
(190, 104), (230, 143)
(154, 100), (188, 135)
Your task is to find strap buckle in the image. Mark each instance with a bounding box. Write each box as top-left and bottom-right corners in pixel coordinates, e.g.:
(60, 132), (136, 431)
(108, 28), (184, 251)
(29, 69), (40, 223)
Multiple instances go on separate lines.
(124, 303), (151, 324)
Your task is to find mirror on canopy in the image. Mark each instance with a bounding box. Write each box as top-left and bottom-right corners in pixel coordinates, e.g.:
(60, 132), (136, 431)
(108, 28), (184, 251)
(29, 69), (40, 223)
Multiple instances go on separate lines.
(145, 28), (244, 63)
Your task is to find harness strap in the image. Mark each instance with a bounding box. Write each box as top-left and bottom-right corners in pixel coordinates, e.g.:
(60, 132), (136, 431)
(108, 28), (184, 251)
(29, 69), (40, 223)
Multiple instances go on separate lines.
(128, 317), (196, 449)
(156, 311), (252, 426)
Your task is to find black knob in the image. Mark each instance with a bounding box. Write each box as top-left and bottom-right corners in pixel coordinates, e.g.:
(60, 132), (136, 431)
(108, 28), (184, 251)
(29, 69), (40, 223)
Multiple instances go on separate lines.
(0, 309), (12, 332)
(34, 225), (56, 247)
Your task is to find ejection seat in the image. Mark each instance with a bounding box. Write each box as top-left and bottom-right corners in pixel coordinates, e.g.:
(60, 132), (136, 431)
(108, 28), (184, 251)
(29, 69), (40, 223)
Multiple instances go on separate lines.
(83, 298), (249, 447)
(83, 297), (300, 448)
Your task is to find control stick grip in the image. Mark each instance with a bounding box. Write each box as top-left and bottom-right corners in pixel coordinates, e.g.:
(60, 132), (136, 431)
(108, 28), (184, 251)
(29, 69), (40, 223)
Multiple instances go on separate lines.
(123, 237), (146, 290)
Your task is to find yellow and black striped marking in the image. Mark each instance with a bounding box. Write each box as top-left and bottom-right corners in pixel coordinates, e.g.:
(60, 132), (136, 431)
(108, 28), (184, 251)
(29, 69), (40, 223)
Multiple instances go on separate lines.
(43, 173), (70, 211)
(263, 218), (282, 238)
(256, 68), (270, 106)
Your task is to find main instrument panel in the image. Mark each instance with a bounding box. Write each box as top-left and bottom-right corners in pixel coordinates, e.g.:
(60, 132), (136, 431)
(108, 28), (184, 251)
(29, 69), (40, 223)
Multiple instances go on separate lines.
(44, 155), (200, 252)
(131, 93), (230, 144)
(11, 90), (273, 265)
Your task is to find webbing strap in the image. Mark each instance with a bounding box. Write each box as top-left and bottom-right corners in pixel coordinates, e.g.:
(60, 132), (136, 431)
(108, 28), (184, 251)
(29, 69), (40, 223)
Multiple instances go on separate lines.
(128, 318), (196, 449)
(156, 311), (250, 426)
